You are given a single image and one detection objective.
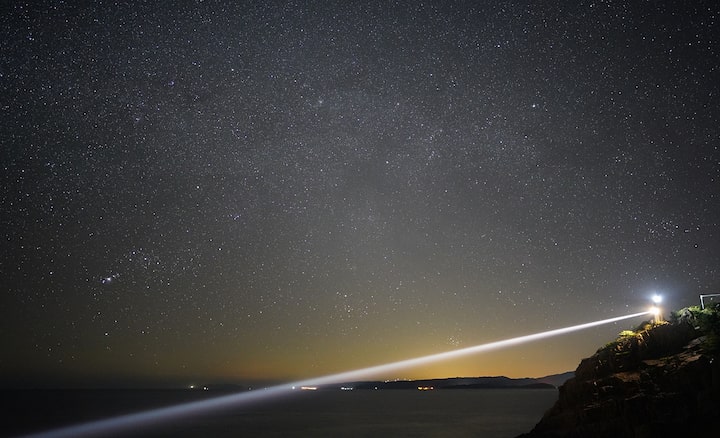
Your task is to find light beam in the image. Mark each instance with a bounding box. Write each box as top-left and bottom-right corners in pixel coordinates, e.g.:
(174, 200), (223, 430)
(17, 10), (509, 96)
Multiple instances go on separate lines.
(26, 311), (650, 438)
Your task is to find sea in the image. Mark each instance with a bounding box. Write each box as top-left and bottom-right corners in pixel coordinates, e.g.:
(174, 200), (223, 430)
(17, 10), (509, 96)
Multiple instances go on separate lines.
(3, 388), (557, 437)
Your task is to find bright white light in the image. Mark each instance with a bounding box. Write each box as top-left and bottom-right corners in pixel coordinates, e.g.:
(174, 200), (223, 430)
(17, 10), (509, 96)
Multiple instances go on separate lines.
(31, 311), (651, 438)
(652, 294), (662, 304)
(650, 306), (661, 316)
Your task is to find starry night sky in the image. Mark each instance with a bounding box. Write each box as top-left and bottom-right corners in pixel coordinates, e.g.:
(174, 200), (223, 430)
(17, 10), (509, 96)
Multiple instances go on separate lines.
(2, 1), (719, 388)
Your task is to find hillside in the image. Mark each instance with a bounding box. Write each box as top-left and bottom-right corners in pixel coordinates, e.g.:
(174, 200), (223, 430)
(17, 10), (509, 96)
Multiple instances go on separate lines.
(518, 306), (720, 437)
(314, 373), (572, 390)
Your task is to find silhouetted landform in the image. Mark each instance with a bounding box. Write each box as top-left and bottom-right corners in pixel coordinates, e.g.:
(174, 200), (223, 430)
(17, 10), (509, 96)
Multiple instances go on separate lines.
(535, 372), (576, 388)
(184, 373), (573, 394)
(314, 373), (572, 391)
(518, 306), (720, 437)
(445, 382), (555, 390)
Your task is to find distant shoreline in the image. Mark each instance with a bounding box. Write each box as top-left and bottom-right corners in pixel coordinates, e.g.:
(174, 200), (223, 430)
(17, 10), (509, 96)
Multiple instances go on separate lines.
(1, 372), (572, 392)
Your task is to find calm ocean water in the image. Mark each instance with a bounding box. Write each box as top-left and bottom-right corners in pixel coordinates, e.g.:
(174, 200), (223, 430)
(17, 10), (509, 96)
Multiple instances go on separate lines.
(4, 388), (557, 437)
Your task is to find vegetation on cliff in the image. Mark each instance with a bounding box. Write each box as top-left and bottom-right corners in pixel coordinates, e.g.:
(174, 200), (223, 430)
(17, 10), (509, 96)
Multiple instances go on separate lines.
(519, 305), (720, 437)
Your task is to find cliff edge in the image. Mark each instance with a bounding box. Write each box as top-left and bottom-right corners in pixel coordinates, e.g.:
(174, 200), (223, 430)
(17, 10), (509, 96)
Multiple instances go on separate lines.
(518, 306), (720, 437)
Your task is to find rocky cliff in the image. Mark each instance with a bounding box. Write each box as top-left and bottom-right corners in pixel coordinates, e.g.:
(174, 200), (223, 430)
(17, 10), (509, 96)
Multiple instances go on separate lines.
(518, 307), (720, 437)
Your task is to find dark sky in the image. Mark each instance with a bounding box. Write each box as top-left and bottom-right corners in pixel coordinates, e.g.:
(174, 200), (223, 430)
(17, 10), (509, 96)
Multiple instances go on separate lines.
(2, 1), (719, 387)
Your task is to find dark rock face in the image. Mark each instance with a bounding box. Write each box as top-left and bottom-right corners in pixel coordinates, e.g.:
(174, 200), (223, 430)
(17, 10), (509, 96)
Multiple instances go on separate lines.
(518, 321), (720, 437)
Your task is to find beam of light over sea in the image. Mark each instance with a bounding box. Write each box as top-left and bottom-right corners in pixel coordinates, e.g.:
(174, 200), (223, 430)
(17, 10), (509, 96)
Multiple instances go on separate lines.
(27, 311), (650, 438)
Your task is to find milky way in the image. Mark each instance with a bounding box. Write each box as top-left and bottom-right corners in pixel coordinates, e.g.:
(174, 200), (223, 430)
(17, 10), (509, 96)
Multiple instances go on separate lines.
(1, 1), (719, 387)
